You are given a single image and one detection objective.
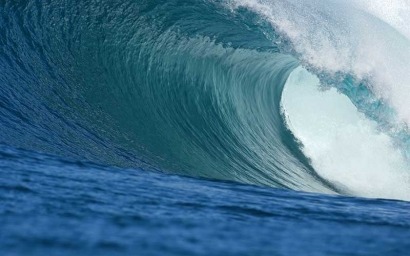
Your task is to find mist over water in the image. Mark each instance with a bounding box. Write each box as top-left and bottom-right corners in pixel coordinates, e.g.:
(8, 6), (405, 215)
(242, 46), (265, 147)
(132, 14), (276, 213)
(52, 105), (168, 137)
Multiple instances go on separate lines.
(282, 67), (410, 200)
(232, 0), (410, 200)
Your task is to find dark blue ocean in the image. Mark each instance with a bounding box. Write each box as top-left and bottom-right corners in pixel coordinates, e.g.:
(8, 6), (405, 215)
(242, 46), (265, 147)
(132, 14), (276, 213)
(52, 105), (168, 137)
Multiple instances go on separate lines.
(2, 144), (410, 255)
(1, 0), (410, 255)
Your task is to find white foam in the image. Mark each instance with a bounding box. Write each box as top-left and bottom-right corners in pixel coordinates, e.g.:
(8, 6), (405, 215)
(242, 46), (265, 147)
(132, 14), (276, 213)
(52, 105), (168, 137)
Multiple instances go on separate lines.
(350, 0), (410, 41)
(231, 0), (410, 125)
(281, 67), (410, 200)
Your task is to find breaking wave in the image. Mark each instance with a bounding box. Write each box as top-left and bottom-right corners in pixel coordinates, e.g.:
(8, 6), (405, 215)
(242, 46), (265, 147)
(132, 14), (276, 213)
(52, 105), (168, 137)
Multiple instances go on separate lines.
(0, 0), (409, 200)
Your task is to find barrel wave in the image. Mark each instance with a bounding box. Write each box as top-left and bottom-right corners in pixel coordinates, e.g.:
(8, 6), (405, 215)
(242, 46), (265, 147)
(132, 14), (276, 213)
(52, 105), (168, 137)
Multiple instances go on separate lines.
(0, 0), (409, 201)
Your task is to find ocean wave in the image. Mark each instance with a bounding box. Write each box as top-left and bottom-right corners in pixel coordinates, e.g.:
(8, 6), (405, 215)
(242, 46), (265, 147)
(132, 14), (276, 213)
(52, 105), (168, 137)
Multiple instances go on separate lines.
(0, 0), (409, 200)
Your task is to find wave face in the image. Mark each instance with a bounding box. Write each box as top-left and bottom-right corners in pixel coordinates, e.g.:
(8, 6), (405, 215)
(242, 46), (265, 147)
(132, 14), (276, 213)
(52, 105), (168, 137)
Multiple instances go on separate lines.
(0, 0), (409, 200)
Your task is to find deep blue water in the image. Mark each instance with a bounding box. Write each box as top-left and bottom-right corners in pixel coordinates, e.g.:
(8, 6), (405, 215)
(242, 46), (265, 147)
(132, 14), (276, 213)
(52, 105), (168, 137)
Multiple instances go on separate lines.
(1, 0), (410, 255)
(1, 145), (410, 255)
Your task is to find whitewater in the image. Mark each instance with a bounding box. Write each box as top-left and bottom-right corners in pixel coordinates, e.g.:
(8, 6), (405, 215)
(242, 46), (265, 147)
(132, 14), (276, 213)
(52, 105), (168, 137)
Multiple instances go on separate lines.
(0, 0), (409, 255)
